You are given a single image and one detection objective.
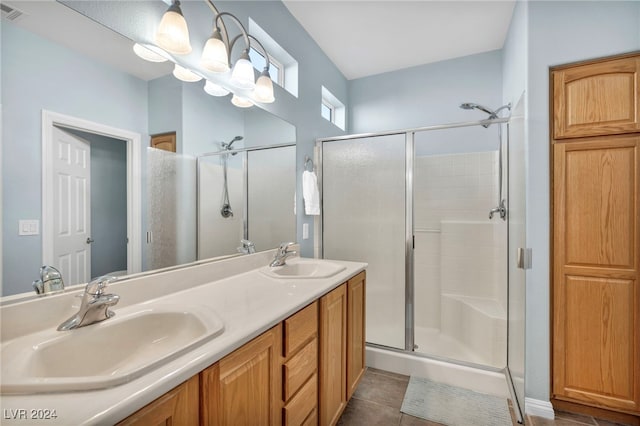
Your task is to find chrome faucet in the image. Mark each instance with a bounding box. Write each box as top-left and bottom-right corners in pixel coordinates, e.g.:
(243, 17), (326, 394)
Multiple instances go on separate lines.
(32, 265), (65, 295)
(57, 276), (120, 331)
(237, 239), (256, 255)
(269, 242), (297, 267)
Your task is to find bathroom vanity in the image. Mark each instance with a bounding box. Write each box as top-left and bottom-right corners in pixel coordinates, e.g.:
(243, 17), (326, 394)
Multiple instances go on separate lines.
(0, 250), (366, 425)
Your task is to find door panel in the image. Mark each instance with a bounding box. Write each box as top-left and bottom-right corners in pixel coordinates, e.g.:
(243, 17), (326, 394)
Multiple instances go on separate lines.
(52, 126), (91, 285)
(322, 134), (406, 349)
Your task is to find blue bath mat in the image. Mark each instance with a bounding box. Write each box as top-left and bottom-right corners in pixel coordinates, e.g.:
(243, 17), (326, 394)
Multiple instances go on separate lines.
(400, 376), (512, 426)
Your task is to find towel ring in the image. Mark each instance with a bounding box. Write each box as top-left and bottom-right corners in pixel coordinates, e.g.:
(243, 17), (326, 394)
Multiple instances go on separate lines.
(304, 155), (314, 172)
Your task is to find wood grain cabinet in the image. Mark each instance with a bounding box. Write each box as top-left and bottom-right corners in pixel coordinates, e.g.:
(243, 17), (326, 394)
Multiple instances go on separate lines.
(200, 325), (282, 426)
(320, 273), (367, 426)
(346, 272), (366, 399)
(118, 272), (366, 426)
(553, 56), (640, 139)
(319, 285), (347, 426)
(116, 376), (199, 426)
(552, 53), (640, 420)
(282, 302), (319, 426)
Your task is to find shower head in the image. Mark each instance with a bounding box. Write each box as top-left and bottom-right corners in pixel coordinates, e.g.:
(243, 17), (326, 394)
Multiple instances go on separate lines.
(460, 102), (511, 127)
(459, 103), (496, 117)
(221, 136), (243, 153)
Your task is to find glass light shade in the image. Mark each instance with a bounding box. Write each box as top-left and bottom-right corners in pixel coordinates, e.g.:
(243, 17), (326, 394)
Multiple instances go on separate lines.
(201, 32), (229, 73)
(155, 5), (192, 55)
(204, 80), (230, 97)
(230, 52), (255, 90)
(173, 64), (202, 82)
(253, 71), (275, 103)
(133, 43), (168, 62)
(231, 95), (254, 108)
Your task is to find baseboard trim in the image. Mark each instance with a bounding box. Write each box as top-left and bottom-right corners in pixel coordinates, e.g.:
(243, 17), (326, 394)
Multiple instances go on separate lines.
(525, 398), (555, 419)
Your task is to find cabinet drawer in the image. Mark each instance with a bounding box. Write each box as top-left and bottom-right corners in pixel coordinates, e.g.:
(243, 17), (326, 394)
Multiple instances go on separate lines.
(284, 301), (318, 357)
(284, 338), (318, 401)
(284, 374), (317, 426)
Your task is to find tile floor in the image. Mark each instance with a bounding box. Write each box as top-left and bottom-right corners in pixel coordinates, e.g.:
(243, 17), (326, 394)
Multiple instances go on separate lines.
(337, 368), (633, 426)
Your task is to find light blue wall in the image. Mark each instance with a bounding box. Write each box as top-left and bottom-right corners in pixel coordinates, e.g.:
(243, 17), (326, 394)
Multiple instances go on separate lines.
(244, 108), (297, 148)
(1, 22), (148, 296)
(148, 75), (183, 152)
(182, 80), (246, 156)
(62, 0), (350, 257)
(521, 0), (640, 404)
(349, 50), (503, 134)
(502, 1), (527, 107)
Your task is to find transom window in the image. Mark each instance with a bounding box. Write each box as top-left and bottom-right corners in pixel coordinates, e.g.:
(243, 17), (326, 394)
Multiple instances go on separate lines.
(249, 47), (284, 87)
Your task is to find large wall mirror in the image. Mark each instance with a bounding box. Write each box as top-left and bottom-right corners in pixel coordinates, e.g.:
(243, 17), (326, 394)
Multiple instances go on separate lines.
(1, 1), (297, 297)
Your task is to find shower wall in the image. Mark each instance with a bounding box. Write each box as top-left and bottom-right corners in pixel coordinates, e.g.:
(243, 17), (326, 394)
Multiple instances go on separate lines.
(414, 151), (507, 367)
(247, 147), (296, 252)
(197, 146), (296, 259)
(198, 157), (244, 259)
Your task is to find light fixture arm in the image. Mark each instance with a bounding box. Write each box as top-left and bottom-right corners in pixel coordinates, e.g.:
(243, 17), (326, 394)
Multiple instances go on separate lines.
(213, 11), (251, 61)
(203, 0), (229, 48)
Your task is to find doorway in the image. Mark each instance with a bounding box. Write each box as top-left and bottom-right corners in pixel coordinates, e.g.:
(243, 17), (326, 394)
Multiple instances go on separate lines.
(42, 110), (142, 285)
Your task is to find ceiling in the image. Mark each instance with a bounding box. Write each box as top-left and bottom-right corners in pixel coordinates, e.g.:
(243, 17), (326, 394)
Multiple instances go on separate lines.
(4, 0), (172, 81)
(282, 0), (516, 80)
(5, 1), (516, 82)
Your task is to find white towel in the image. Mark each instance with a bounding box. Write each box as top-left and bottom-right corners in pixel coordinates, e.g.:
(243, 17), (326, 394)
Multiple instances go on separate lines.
(302, 170), (320, 215)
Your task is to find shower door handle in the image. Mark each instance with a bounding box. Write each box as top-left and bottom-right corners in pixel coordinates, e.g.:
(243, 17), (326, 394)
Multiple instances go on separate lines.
(517, 248), (532, 270)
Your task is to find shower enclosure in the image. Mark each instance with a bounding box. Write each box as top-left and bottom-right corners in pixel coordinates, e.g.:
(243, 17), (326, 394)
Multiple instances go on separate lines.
(197, 143), (296, 258)
(318, 106), (526, 421)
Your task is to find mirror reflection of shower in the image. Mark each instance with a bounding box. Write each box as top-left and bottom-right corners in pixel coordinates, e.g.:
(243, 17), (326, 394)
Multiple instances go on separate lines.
(220, 136), (243, 218)
(459, 102), (511, 220)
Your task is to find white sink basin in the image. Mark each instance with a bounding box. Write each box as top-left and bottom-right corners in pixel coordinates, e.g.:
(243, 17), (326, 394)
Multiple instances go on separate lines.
(0, 304), (224, 394)
(261, 258), (346, 279)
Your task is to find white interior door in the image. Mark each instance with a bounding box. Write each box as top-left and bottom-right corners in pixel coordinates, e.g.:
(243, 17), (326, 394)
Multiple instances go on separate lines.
(52, 126), (91, 285)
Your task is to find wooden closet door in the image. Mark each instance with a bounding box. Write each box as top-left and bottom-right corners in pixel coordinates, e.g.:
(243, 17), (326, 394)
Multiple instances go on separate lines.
(553, 56), (640, 139)
(553, 135), (640, 412)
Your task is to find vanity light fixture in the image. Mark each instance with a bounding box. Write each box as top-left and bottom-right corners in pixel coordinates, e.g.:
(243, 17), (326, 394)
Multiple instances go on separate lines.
(133, 43), (169, 62)
(231, 94), (254, 108)
(155, 0), (276, 105)
(155, 0), (192, 55)
(173, 64), (202, 82)
(204, 80), (230, 97)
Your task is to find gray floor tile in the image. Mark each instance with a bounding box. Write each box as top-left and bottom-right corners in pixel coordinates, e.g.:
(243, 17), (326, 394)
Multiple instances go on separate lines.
(337, 398), (402, 426)
(352, 368), (410, 410)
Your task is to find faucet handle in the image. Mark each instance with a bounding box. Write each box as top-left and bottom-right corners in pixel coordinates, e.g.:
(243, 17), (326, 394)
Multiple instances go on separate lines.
(278, 242), (296, 253)
(85, 275), (117, 297)
(239, 239), (256, 254)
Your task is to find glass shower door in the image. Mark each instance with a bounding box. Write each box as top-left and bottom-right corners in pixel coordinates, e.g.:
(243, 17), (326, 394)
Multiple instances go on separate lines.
(322, 134), (407, 349)
(247, 146), (296, 252)
(507, 95), (526, 421)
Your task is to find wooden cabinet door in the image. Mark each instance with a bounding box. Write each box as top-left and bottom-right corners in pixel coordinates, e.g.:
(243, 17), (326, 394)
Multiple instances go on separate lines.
(151, 132), (176, 152)
(553, 56), (640, 139)
(319, 284), (347, 426)
(553, 135), (640, 412)
(201, 325), (282, 426)
(117, 376), (199, 426)
(346, 272), (366, 399)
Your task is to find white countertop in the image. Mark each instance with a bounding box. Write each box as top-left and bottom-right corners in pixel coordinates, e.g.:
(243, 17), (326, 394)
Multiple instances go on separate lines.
(0, 252), (366, 425)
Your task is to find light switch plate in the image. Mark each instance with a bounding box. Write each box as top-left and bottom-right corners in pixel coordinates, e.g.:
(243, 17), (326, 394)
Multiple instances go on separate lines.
(302, 223), (309, 240)
(19, 220), (39, 236)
